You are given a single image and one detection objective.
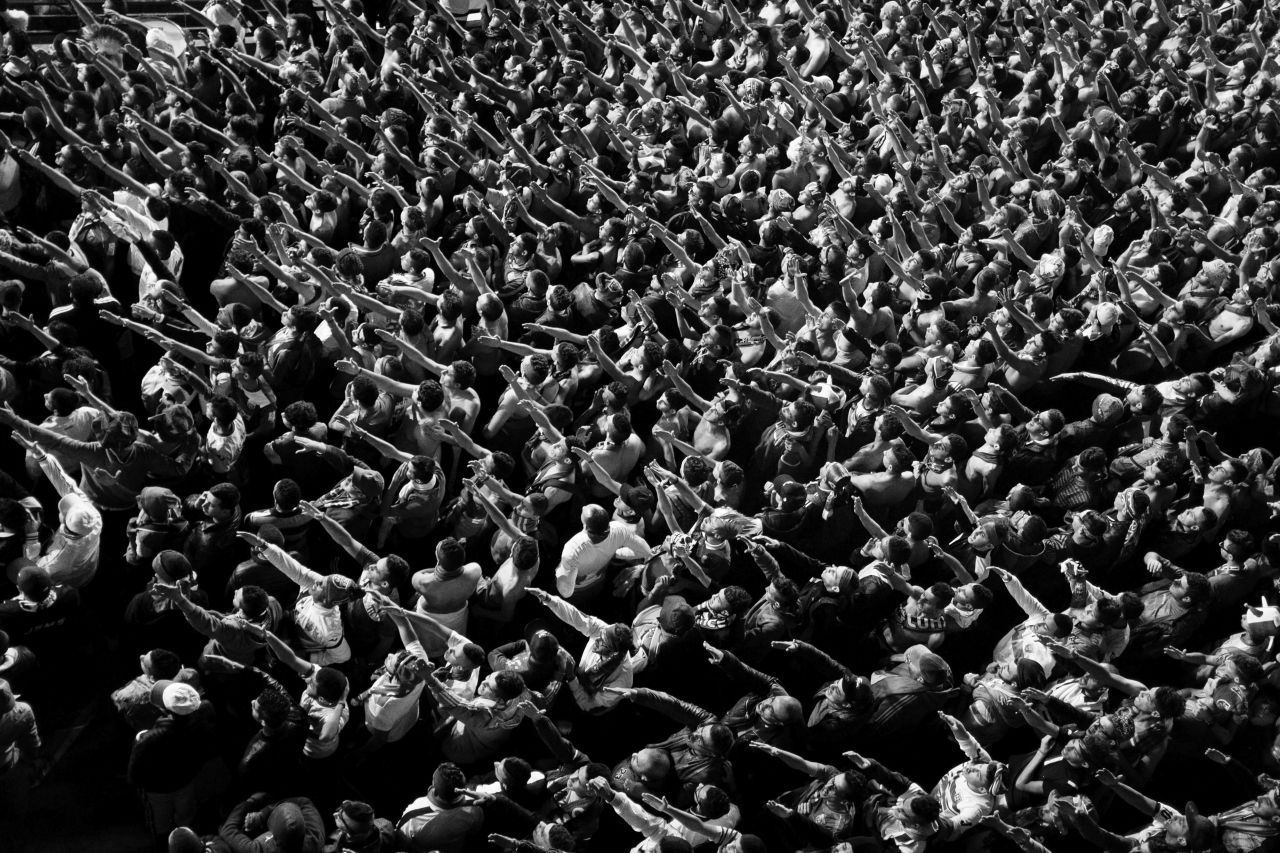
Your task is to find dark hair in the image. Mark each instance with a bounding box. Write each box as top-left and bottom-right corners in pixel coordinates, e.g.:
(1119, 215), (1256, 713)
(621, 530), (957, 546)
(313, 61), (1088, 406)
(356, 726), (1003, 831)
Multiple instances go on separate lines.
(437, 537), (465, 570)
(1181, 572), (1212, 606)
(254, 688), (293, 727)
(283, 401), (318, 430)
(147, 648), (182, 679)
(908, 796), (943, 823)
(209, 395), (239, 426)
(238, 585), (270, 620)
(492, 670), (525, 700)
(208, 482), (240, 509)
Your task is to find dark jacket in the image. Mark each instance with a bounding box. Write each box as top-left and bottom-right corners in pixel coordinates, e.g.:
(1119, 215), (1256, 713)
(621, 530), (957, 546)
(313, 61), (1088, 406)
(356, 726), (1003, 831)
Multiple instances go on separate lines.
(126, 703), (217, 792)
(220, 797), (327, 853)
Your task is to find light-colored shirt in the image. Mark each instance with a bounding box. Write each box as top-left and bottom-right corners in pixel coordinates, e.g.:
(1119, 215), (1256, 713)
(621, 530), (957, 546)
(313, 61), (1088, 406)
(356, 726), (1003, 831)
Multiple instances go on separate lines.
(36, 454), (102, 589)
(611, 791), (739, 852)
(205, 415), (246, 474)
(540, 594), (644, 712)
(555, 523), (652, 598)
(300, 662), (348, 759)
(0, 701), (40, 772)
(33, 406), (99, 475)
(260, 545), (350, 665)
(365, 676), (426, 743)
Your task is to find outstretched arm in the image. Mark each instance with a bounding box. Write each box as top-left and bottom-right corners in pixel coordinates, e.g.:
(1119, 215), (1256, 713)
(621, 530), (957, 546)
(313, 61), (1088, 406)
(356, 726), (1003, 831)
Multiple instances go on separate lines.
(261, 630), (313, 676)
(302, 501), (379, 566)
(749, 742), (833, 777)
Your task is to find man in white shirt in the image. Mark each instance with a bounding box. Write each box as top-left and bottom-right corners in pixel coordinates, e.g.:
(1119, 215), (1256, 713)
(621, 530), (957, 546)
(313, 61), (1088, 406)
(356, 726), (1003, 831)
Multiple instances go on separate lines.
(19, 436), (102, 589)
(931, 713), (1005, 841)
(242, 534), (360, 666)
(555, 505), (652, 604)
(27, 389), (99, 478)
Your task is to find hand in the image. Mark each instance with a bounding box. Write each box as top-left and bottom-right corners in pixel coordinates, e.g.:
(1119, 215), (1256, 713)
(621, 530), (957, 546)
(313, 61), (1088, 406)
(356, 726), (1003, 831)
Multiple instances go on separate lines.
(703, 641), (725, 665)
(1094, 768), (1120, 787)
(1205, 747), (1231, 765)
(1044, 641), (1075, 660)
(764, 800), (793, 818)
(334, 358), (360, 376)
(640, 793), (669, 813)
(1021, 687), (1050, 704)
(938, 711), (962, 730)
(586, 777), (613, 799)
(236, 531), (268, 551)
(770, 640), (800, 653)
(1164, 647), (1191, 662)
(152, 581), (182, 600)
(989, 566), (1012, 582)
(842, 750), (872, 769)
(601, 686), (634, 699)
(202, 653), (247, 674)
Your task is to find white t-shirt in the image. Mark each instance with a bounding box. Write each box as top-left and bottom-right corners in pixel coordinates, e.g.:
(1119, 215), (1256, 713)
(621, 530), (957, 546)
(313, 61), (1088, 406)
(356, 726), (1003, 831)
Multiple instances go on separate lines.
(300, 664), (349, 759)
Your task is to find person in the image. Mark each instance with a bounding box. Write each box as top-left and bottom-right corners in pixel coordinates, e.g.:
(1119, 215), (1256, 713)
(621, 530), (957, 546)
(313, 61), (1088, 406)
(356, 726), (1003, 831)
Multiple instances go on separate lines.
(127, 679), (216, 843)
(0, 678), (43, 852)
(15, 433), (101, 589)
(7, 0), (1280, 850)
(218, 794), (327, 853)
(395, 763), (483, 853)
(326, 800), (397, 853)
(111, 647), (183, 732)
(527, 588), (646, 714)
(555, 504), (653, 605)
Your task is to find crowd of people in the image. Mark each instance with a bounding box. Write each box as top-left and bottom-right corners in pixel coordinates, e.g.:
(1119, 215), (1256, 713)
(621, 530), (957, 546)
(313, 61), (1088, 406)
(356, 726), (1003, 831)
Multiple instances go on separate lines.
(0, 0), (1279, 849)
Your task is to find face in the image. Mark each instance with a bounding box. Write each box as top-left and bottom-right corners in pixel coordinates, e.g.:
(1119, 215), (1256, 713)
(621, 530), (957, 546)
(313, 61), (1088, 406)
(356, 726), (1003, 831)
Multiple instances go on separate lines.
(200, 491), (230, 521)
(962, 763), (995, 792)
(953, 585), (977, 611)
(359, 560), (391, 592)
(1175, 509), (1204, 533)
(1062, 739), (1089, 768)
(918, 590), (946, 618)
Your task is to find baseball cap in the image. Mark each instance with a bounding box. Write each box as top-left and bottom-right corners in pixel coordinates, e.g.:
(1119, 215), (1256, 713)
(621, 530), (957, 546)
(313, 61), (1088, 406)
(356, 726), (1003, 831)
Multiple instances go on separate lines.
(350, 467), (385, 502)
(153, 550), (193, 583)
(1091, 394), (1124, 425)
(150, 679), (201, 716)
(314, 574), (360, 606)
(59, 495), (98, 536)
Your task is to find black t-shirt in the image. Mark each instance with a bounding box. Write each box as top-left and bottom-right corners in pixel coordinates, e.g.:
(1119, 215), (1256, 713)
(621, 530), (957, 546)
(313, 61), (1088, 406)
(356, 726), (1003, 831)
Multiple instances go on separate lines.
(1039, 755), (1098, 799)
(0, 586), (81, 650)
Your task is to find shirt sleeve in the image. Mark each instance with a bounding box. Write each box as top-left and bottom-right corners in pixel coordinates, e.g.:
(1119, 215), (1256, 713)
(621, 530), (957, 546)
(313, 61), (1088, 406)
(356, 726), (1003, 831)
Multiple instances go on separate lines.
(608, 793), (668, 837)
(540, 592), (607, 638)
(555, 538), (588, 598)
(1001, 573), (1052, 619)
(621, 529), (653, 560)
(13, 704), (40, 756)
(262, 543), (327, 590)
(36, 453), (82, 499)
